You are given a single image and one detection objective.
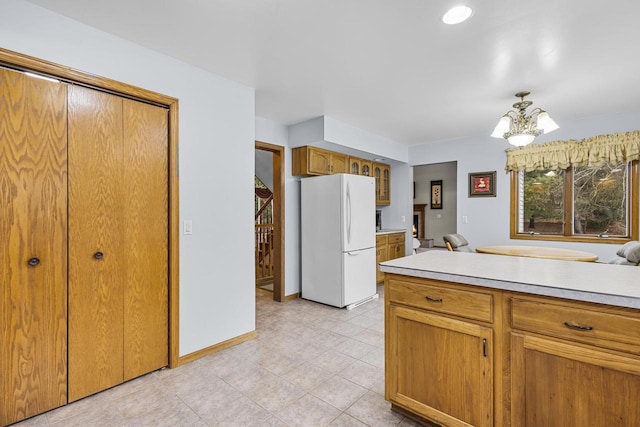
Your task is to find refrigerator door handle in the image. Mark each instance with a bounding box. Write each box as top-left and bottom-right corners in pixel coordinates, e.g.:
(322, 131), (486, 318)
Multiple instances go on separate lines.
(346, 251), (360, 256)
(346, 181), (351, 245)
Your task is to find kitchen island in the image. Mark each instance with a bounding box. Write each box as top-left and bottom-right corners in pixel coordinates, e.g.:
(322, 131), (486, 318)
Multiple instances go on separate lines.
(380, 251), (640, 427)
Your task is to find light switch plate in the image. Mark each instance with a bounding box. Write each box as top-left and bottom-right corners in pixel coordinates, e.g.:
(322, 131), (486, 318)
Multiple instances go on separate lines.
(184, 220), (193, 235)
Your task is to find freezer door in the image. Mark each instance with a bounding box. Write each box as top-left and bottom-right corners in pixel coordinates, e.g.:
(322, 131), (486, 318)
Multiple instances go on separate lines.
(342, 175), (376, 252)
(342, 247), (377, 306)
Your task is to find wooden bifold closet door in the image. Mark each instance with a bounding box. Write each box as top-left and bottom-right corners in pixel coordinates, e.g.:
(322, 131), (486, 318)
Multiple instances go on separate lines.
(67, 85), (168, 402)
(1, 66), (169, 425)
(0, 69), (68, 425)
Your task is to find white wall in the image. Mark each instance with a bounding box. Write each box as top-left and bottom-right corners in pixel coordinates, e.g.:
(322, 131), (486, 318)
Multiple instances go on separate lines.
(384, 163), (414, 253)
(2, 0), (256, 356)
(323, 117), (409, 163)
(413, 162), (458, 247)
(288, 116), (409, 163)
(408, 109), (640, 261)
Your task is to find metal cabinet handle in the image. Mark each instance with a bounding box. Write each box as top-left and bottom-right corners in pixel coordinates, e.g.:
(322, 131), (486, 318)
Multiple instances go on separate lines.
(28, 257), (40, 267)
(564, 321), (593, 331)
(425, 296), (443, 303)
(94, 251), (104, 260)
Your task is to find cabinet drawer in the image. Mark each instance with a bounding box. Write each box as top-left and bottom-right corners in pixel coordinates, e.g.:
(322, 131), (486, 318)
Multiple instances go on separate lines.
(388, 233), (405, 244)
(376, 234), (388, 246)
(511, 298), (640, 354)
(389, 279), (493, 323)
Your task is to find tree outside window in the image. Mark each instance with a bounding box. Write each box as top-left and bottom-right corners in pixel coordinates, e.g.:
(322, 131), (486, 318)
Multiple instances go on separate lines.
(573, 162), (628, 236)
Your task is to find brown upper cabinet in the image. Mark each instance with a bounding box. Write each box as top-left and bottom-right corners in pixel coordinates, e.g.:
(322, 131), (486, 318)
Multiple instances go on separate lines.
(373, 162), (391, 205)
(292, 146), (347, 175)
(349, 156), (373, 177)
(293, 146), (391, 205)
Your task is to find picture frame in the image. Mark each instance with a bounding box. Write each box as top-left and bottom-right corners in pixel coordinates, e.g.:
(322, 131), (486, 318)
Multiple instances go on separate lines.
(430, 180), (442, 209)
(469, 171), (497, 197)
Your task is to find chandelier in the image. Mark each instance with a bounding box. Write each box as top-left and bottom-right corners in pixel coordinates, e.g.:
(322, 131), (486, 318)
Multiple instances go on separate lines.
(491, 91), (559, 146)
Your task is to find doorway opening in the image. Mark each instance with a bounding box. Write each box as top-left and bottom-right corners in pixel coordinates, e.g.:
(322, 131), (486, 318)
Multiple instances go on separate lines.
(255, 141), (285, 302)
(413, 161), (458, 248)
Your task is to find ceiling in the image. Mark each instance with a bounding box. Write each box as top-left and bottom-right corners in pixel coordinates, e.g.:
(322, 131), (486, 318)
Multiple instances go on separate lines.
(25, 0), (640, 145)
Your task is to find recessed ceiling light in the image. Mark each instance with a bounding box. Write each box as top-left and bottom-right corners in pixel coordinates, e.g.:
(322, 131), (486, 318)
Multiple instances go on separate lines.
(442, 6), (473, 25)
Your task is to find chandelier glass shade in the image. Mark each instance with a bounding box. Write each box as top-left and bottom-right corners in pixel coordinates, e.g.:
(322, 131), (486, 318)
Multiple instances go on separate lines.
(491, 91), (559, 147)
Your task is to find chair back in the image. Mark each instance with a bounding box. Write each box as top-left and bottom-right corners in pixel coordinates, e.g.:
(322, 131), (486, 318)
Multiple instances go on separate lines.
(607, 241), (640, 266)
(443, 233), (474, 252)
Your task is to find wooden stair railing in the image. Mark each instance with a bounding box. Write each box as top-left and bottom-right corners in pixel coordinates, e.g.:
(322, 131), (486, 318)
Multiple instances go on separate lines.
(255, 186), (274, 282)
(255, 224), (274, 280)
(255, 194), (273, 221)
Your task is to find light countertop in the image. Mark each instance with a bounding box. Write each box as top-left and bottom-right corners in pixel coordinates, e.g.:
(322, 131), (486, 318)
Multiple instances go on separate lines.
(376, 229), (406, 235)
(379, 250), (640, 309)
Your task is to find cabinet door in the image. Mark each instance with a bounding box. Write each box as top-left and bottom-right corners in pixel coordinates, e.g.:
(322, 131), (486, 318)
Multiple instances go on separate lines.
(349, 157), (361, 175)
(0, 68), (68, 426)
(376, 245), (388, 282)
(389, 242), (405, 259)
(387, 305), (493, 427)
(122, 99), (169, 380)
(373, 162), (390, 205)
(361, 161), (372, 177)
(331, 152), (348, 173)
(511, 333), (640, 427)
(380, 164), (391, 205)
(374, 164), (382, 201)
(67, 86), (125, 402)
(308, 147), (332, 175)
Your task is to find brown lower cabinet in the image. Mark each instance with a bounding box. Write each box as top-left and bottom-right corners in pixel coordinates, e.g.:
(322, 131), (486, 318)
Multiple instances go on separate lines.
(1, 68), (169, 425)
(385, 274), (640, 427)
(376, 232), (405, 282)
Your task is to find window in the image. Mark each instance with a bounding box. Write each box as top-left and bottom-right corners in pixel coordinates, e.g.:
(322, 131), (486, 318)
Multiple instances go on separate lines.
(511, 161), (638, 242)
(518, 168), (564, 235)
(507, 131), (640, 243)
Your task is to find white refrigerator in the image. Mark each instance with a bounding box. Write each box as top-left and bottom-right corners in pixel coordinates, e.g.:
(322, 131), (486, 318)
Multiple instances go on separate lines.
(301, 173), (378, 309)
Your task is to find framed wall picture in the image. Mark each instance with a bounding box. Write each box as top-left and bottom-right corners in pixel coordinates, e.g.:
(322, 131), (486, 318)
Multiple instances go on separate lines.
(469, 171), (497, 197)
(430, 180), (442, 209)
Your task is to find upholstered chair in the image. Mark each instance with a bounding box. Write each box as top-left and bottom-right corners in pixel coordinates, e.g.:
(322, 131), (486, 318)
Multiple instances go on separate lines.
(607, 241), (640, 266)
(443, 233), (474, 252)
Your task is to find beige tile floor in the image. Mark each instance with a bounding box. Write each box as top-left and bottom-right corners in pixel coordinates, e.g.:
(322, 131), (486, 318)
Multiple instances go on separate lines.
(13, 285), (420, 427)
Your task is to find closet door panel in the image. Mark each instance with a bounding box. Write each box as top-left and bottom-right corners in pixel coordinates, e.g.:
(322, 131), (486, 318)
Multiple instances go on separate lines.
(67, 86), (124, 402)
(0, 69), (68, 425)
(122, 99), (169, 380)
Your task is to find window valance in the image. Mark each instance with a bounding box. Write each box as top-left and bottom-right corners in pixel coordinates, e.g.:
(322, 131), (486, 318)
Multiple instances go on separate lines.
(505, 130), (640, 172)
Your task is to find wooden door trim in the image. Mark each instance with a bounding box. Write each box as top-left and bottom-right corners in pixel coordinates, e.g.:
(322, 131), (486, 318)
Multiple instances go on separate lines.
(0, 47), (181, 369)
(255, 141), (285, 302)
